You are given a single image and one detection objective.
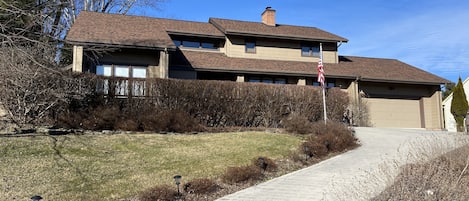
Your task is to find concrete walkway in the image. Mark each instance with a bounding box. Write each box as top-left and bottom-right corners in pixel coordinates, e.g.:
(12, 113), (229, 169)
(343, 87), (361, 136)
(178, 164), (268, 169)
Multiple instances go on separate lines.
(217, 127), (462, 201)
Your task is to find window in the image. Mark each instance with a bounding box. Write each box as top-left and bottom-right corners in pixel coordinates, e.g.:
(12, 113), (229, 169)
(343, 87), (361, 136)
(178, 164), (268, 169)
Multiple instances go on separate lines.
(248, 77), (287, 84)
(301, 45), (320, 57)
(245, 41), (256, 53)
(274, 78), (287, 84)
(96, 65), (147, 96)
(173, 40), (218, 50)
(201, 42), (216, 49)
(182, 41), (200, 48)
(312, 79), (335, 88)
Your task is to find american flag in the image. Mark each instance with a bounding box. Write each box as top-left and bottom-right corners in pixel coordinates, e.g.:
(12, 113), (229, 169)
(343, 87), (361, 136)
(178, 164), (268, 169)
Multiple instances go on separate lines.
(317, 57), (325, 87)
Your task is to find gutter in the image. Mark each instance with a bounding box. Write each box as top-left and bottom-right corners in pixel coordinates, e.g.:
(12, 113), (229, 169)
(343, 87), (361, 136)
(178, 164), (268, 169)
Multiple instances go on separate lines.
(65, 40), (177, 51)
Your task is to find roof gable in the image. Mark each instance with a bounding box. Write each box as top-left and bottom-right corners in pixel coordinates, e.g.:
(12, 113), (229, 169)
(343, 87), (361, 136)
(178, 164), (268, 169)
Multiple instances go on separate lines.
(209, 18), (348, 42)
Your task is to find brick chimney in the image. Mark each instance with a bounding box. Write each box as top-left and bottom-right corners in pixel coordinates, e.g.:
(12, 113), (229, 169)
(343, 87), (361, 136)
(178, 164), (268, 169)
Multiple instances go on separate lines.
(261, 7), (276, 26)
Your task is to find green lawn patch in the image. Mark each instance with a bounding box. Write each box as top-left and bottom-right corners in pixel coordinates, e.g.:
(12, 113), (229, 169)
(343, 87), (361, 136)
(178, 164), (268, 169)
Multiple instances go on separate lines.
(0, 132), (301, 200)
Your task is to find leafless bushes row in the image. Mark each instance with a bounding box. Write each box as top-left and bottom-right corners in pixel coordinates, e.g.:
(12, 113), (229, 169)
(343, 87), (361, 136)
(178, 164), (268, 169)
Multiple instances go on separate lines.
(55, 77), (349, 131)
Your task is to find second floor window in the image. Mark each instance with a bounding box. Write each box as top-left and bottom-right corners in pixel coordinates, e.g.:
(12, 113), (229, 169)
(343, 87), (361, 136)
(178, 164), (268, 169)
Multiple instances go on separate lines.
(301, 45), (320, 57)
(245, 41), (256, 53)
(173, 40), (218, 50)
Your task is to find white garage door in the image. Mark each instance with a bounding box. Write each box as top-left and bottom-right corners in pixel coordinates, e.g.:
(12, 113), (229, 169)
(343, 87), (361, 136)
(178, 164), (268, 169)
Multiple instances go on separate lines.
(364, 98), (422, 128)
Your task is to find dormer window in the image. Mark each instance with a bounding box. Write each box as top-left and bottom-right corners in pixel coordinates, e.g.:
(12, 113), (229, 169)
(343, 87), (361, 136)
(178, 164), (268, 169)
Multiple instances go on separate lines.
(172, 39), (218, 50)
(245, 40), (256, 53)
(301, 45), (320, 57)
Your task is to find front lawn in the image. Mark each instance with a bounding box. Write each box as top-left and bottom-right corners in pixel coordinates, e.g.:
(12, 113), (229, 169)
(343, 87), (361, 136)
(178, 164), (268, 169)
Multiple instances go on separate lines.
(0, 132), (301, 200)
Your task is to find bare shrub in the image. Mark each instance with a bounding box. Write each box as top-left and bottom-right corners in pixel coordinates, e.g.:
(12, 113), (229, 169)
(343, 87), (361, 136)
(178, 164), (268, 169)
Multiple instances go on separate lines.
(299, 122), (357, 160)
(183, 178), (219, 195)
(139, 185), (178, 201)
(326, 88), (349, 122)
(164, 110), (204, 133)
(252, 156), (278, 172)
(0, 47), (95, 127)
(115, 118), (140, 131)
(301, 139), (329, 159)
(54, 77), (349, 132)
(221, 165), (263, 184)
(350, 95), (371, 127)
(283, 113), (313, 134)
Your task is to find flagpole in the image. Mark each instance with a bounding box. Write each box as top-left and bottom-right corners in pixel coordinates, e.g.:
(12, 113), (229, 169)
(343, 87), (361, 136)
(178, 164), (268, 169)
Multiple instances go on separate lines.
(320, 43), (327, 124)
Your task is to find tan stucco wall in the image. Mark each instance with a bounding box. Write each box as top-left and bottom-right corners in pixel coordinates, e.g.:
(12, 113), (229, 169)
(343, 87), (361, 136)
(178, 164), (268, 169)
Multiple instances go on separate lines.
(421, 90), (444, 129)
(224, 36), (338, 63)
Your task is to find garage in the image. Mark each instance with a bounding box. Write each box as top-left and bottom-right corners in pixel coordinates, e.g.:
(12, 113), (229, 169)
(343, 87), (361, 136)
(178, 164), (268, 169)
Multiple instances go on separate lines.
(364, 98), (422, 128)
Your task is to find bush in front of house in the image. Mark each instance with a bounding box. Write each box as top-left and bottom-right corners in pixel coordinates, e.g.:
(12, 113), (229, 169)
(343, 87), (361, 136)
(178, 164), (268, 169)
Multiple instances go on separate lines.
(139, 185), (179, 201)
(299, 121), (358, 160)
(283, 113), (314, 134)
(221, 165), (263, 184)
(57, 98), (205, 133)
(53, 77), (350, 132)
(183, 178), (219, 195)
(252, 156), (278, 172)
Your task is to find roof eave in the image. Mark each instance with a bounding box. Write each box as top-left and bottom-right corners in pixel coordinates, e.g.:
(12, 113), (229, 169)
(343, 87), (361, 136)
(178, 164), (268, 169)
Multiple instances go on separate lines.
(359, 77), (446, 85)
(191, 67), (358, 79)
(66, 40), (177, 51)
(166, 31), (225, 39)
(225, 31), (348, 43)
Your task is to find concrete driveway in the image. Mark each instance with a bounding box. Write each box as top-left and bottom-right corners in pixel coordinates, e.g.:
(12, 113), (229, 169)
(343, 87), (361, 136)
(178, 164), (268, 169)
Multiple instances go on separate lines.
(217, 127), (464, 201)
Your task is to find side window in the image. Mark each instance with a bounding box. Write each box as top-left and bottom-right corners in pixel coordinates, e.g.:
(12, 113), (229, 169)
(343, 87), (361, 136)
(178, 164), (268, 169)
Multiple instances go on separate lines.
(301, 45), (320, 57)
(245, 41), (256, 53)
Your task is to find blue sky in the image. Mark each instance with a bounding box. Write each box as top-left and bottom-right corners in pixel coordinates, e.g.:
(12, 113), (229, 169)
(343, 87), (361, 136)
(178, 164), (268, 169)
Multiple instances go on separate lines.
(134, 0), (469, 83)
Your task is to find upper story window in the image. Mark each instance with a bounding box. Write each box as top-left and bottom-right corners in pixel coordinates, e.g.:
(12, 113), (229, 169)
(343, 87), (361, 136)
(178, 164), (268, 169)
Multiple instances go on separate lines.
(301, 45), (320, 57)
(245, 41), (256, 53)
(173, 39), (218, 50)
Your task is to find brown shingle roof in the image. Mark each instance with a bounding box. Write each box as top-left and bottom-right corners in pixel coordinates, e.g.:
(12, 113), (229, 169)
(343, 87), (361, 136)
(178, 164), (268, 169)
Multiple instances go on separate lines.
(209, 18), (348, 43)
(175, 50), (448, 85)
(66, 11), (224, 48)
(66, 12), (348, 49)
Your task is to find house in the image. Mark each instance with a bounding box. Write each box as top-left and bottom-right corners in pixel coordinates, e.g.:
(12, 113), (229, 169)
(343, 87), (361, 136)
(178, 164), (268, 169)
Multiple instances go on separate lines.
(442, 77), (469, 132)
(66, 7), (449, 129)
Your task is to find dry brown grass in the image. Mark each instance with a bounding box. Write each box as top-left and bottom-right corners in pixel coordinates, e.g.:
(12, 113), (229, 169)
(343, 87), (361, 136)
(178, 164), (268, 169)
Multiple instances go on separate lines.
(334, 133), (469, 201)
(372, 144), (469, 201)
